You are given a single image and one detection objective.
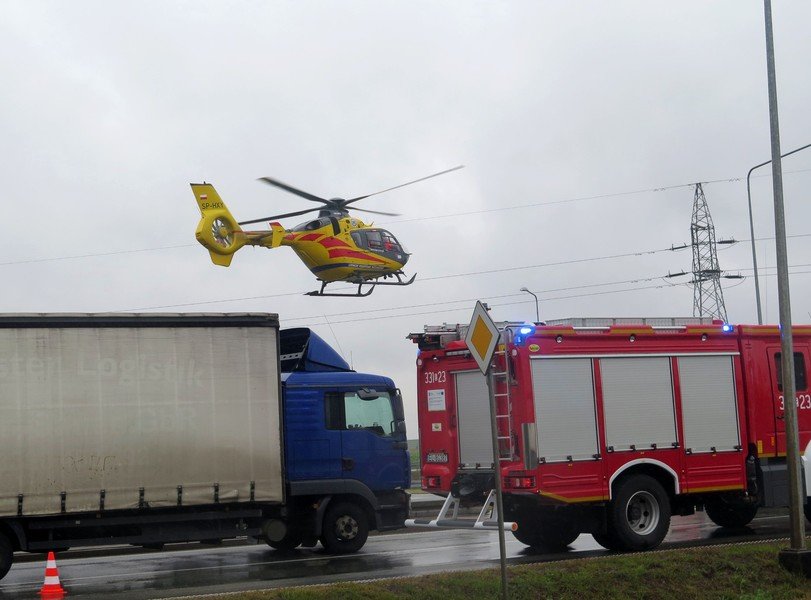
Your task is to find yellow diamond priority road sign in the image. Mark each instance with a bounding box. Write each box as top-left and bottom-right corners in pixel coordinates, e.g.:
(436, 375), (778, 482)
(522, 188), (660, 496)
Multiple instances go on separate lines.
(465, 301), (500, 374)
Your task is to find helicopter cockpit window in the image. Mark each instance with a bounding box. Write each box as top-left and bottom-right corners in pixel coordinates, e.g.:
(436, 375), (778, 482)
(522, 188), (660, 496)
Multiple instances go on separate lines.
(366, 230), (384, 250)
(352, 229), (406, 255)
(380, 231), (403, 253)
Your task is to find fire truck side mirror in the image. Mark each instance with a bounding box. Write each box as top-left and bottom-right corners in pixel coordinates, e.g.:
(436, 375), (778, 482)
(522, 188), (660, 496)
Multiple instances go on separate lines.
(522, 423), (539, 470)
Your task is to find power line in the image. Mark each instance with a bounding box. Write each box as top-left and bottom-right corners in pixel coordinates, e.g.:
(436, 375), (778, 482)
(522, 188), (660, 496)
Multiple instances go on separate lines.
(117, 230), (811, 312)
(119, 245), (679, 311)
(292, 269), (811, 327)
(5, 167), (811, 269)
(380, 166), (811, 226)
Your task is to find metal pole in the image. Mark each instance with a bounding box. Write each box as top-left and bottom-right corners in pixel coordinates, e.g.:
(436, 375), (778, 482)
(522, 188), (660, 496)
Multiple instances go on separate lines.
(746, 142), (811, 325)
(520, 287), (540, 323)
(746, 164), (766, 325)
(486, 364), (509, 600)
(763, 0), (806, 554)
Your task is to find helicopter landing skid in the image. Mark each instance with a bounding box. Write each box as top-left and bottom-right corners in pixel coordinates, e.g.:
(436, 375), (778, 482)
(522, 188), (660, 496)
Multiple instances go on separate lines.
(306, 282), (376, 298)
(305, 273), (417, 297)
(371, 272), (417, 287)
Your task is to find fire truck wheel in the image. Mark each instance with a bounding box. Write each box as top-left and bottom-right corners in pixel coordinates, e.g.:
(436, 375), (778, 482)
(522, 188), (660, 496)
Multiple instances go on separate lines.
(0, 533), (12, 581)
(704, 497), (758, 528)
(512, 518), (579, 549)
(608, 474), (671, 551)
(591, 529), (622, 551)
(320, 501), (369, 554)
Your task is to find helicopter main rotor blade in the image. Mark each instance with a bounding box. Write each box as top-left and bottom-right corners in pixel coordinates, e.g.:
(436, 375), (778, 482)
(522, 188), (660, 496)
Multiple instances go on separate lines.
(238, 206), (320, 226)
(344, 165), (465, 204)
(257, 177), (329, 205)
(349, 207), (402, 217)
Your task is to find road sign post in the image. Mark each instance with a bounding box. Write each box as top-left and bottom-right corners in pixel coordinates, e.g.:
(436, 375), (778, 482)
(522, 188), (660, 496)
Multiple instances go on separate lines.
(465, 301), (509, 600)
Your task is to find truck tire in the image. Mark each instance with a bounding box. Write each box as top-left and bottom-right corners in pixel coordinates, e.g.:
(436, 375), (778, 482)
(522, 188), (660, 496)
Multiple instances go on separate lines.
(512, 518), (579, 550)
(704, 497), (758, 528)
(0, 533), (12, 581)
(607, 474), (671, 551)
(267, 530), (303, 552)
(320, 501), (369, 554)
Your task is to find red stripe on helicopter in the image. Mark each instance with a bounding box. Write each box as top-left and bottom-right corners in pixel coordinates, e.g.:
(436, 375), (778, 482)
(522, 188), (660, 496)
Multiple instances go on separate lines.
(328, 248), (387, 263)
(319, 237), (351, 248)
(300, 233), (322, 241)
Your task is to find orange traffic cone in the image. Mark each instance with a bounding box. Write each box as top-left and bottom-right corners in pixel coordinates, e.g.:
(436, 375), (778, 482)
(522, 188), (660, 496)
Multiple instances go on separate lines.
(39, 551), (65, 598)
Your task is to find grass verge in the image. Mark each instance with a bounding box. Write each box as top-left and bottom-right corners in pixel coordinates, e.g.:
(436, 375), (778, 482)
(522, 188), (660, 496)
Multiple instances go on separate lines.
(197, 540), (810, 600)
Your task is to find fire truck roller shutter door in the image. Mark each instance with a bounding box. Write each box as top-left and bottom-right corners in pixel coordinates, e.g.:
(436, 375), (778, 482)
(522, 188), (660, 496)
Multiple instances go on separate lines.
(530, 358), (599, 462)
(455, 371), (492, 467)
(600, 357), (677, 451)
(677, 355), (740, 453)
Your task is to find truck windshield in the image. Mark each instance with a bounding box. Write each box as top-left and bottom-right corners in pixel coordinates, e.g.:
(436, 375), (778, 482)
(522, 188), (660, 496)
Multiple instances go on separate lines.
(326, 390), (396, 436)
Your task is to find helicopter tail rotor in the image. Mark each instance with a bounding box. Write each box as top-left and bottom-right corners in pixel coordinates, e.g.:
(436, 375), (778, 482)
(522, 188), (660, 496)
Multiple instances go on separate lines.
(191, 183), (247, 267)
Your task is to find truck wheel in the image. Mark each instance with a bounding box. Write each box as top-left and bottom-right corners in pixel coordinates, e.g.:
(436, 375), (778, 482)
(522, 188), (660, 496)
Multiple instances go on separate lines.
(513, 518), (579, 549)
(607, 474), (671, 551)
(267, 530), (303, 552)
(320, 502), (369, 554)
(0, 533), (12, 581)
(705, 497), (758, 528)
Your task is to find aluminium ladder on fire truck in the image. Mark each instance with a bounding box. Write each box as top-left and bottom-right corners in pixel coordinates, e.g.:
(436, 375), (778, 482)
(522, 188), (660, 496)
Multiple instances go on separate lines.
(406, 323), (520, 532)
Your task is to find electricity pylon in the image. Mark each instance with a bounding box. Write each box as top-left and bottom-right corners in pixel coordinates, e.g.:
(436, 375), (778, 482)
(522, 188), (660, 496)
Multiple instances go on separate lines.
(690, 183), (728, 321)
(666, 183), (741, 321)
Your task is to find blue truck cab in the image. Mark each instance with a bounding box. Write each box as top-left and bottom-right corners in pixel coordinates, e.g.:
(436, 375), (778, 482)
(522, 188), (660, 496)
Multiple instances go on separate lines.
(267, 328), (411, 552)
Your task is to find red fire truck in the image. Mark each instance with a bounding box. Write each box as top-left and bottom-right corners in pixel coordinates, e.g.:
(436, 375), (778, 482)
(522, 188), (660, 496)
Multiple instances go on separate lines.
(408, 317), (811, 551)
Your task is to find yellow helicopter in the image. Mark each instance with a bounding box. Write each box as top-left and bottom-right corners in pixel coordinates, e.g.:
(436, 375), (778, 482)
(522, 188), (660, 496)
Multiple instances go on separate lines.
(191, 166), (463, 297)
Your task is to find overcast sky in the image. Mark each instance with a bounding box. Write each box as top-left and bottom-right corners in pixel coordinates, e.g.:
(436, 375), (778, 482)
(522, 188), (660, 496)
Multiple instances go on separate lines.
(2, 1), (811, 432)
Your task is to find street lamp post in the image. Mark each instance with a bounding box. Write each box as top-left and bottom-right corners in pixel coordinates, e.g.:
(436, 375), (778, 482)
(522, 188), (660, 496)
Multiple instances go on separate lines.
(763, 0), (811, 576)
(746, 141), (811, 325)
(520, 287), (539, 323)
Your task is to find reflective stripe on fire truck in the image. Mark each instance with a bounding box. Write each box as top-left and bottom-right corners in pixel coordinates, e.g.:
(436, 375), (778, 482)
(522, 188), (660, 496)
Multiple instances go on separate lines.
(608, 459), (680, 499)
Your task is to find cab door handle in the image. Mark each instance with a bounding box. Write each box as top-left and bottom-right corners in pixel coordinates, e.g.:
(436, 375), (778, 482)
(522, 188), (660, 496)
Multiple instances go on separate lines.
(342, 458), (355, 471)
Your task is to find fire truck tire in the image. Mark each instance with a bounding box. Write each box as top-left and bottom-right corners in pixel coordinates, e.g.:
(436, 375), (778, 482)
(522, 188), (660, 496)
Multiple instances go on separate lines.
(591, 529), (622, 551)
(320, 501), (369, 554)
(704, 497), (758, 528)
(608, 474), (671, 551)
(512, 518), (579, 549)
(0, 533), (12, 582)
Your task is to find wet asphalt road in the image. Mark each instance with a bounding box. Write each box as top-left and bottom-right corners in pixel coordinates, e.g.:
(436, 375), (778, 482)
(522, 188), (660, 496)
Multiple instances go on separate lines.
(0, 510), (796, 599)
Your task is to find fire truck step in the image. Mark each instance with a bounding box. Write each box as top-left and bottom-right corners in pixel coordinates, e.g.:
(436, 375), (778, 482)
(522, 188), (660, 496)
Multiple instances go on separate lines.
(405, 517), (516, 531)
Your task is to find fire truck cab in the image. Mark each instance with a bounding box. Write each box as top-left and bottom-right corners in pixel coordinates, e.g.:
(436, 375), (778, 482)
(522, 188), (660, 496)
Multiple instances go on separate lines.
(409, 317), (811, 551)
